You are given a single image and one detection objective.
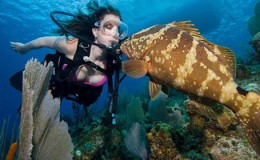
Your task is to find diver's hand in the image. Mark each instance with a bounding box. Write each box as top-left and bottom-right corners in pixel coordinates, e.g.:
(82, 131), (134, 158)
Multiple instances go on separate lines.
(10, 42), (27, 54)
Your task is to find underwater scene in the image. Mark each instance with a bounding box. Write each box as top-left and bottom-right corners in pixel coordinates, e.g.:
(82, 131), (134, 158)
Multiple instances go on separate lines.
(1, 0), (260, 159)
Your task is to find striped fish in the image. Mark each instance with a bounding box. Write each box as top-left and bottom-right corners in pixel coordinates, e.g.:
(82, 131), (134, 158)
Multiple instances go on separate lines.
(120, 21), (260, 155)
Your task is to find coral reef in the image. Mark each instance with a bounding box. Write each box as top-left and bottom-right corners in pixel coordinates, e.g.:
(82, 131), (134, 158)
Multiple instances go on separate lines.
(185, 100), (238, 131)
(18, 59), (74, 160)
(146, 123), (183, 160)
(67, 62), (260, 159)
(210, 134), (259, 160)
(72, 121), (138, 160)
(73, 124), (108, 160)
(185, 98), (260, 159)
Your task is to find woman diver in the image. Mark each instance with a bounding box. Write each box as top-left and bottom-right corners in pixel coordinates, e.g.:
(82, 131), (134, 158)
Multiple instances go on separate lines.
(9, 0), (128, 110)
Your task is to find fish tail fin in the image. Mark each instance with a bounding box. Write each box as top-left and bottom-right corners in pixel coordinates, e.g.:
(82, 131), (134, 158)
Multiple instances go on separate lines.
(236, 92), (260, 155)
(122, 60), (149, 78)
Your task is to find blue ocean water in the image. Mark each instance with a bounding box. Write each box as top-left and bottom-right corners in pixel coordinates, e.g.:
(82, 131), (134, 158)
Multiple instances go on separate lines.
(0, 0), (258, 157)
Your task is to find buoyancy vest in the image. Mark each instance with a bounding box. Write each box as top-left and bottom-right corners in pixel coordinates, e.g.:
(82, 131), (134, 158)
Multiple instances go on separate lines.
(44, 39), (108, 107)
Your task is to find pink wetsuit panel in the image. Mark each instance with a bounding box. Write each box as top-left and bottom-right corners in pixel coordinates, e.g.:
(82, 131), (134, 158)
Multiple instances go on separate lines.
(63, 63), (107, 87)
(72, 75), (107, 87)
(62, 64), (68, 70)
(83, 76), (107, 87)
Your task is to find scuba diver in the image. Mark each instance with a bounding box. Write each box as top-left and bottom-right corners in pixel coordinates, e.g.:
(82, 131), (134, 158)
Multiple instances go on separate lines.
(9, 0), (127, 124)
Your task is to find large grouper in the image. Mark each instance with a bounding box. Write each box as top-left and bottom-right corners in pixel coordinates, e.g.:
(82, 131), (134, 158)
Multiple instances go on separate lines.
(120, 21), (260, 154)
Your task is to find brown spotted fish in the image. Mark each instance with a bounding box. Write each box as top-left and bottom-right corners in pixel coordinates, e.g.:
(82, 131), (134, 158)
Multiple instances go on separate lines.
(120, 21), (260, 155)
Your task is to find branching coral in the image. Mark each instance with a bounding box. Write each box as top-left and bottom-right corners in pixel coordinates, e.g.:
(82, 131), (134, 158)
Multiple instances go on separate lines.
(18, 59), (74, 160)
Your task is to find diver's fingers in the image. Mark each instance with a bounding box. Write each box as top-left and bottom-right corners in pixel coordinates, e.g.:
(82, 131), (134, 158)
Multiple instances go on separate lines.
(10, 42), (19, 49)
(10, 42), (22, 46)
(10, 42), (20, 46)
(9, 42), (25, 53)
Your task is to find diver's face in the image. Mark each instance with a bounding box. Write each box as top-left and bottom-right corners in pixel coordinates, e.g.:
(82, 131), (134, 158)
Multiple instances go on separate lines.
(93, 14), (121, 47)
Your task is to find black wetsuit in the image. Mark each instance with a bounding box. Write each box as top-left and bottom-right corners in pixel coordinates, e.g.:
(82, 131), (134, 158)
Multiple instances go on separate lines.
(45, 39), (106, 107)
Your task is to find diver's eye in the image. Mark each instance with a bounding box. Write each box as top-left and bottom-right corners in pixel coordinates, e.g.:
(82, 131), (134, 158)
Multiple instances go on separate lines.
(104, 22), (114, 30)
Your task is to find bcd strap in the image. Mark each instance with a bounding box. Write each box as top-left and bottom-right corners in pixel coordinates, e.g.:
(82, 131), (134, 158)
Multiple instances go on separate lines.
(83, 60), (106, 73)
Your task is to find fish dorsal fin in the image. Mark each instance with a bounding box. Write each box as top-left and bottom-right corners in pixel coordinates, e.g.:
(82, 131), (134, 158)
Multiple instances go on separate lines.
(205, 44), (237, 78)
(215, 46), (236, 78)
(149, 80), (162, 100)
(170, 21), (206, 42)
(122, 60), (148, 78)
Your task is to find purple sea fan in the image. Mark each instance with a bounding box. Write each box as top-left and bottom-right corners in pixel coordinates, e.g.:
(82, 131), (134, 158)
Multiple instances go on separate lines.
(124, 123), (148, 160)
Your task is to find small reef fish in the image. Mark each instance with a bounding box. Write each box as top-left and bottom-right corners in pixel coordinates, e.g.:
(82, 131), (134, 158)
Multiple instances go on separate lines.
(120, 21), (260, 154)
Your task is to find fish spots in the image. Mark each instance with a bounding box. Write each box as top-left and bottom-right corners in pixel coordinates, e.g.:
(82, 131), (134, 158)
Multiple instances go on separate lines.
(155, 57), (161, 63)
(213, 46), (221, 55)
(154, 67), (162, 74)
(174, 39), (198, 87)
(205, 47), (218, 62)
(208, 69), (220, 81)
(170, 31), (183, 49)
(144, 56), (151, 62)
(159, 30), (184, 60)
(197, 82), (208, 96)
(161, 50), (171, 60)
(219, 81), (237, 103)
(199, 62), (207, 69)
(236, 106), (250, 118)
(175, 76), (186, 87)
(237, 92), (260, 113)
(197, 69), (220, 96)
(146, 39), (153, 45)
(220, 65), (230, 76)
(165, 54), (171, 60)
(162, 59), (165, 64)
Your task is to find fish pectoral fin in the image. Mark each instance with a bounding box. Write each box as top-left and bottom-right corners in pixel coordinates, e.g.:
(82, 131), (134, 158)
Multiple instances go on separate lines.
(122, 60), (148, 78)
(149, 80), (162, 100)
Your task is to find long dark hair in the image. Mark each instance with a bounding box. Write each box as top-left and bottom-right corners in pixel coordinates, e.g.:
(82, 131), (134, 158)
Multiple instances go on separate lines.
(54, 0), (122, 41)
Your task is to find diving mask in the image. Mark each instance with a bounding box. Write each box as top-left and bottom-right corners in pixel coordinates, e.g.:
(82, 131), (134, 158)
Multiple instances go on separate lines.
(94, 19), (128, 40)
